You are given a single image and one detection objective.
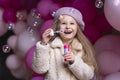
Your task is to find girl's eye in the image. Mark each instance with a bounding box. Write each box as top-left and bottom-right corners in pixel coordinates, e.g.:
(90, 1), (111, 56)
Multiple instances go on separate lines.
(70, 23), (74, 25)
(62, 22), (66, 24)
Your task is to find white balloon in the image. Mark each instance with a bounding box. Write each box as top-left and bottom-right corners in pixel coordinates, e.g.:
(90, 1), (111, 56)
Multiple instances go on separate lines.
(7, 35), (17, 50)
(16, 30), (40, 58)
(13, 21), (27, 35)
(6, 54), (23, 70)
(11, 64), (29, 79)
(104, 0), (120, 31)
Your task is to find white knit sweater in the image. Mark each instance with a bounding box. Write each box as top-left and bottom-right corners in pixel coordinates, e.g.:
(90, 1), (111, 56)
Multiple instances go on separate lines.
(32, 37), (94, 80)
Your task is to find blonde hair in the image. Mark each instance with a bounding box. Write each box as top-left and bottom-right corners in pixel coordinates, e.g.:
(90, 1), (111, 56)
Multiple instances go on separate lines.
(50, 19), (99, 79)
(76, 25), (99, 78)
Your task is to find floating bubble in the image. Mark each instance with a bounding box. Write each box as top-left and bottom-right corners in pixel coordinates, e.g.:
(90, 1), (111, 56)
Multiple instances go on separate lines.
(27, 9), (43, 28)
(8, 23), (15, 30)
(2, 45), (11, 53)
(31, 9), (40, 19)
(16, 10), (27, 20)
(95, 0), (104, 8)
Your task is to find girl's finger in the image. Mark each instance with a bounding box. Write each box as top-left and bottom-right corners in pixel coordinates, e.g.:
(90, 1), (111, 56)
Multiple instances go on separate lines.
(64, 53), (73, 57)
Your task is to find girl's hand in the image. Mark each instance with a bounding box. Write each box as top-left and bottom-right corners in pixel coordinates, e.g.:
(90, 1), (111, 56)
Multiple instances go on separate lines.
(63, 51), (75, 64)
(41, 28), (52, 45)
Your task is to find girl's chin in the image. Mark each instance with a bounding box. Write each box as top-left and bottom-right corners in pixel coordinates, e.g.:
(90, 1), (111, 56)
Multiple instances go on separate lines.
(60, 34), (74, 40)
(64, 35), (74, 38)
(64, 37), (74, 40)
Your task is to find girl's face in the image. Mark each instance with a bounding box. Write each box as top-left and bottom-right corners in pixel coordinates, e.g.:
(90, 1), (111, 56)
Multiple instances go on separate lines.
(59, 15), (78, 42)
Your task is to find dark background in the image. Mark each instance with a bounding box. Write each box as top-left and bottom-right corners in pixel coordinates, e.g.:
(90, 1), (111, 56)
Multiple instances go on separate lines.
(0, 31), (19, 80)
(0, 0), (39, 79)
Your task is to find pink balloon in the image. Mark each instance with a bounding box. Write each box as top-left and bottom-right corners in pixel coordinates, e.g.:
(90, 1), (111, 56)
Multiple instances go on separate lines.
(99, 74), (105, 80)
(97, 51), (120, 75)
(0, 22), (8, 37)
(94, 35), (120, 54)
(39, 19), (54, 39)
(104, 72), (120, 80)
(25, 46), (43, 76)
(104, 0), (120, 32)
(0, 8), (7, 36)
(7, 35), (17, 49)
(37, 0), (53, 20)
(0, 23), (7, 37)
(16, 30), (40, 57)
(83, 24), (101, 44)
(73, 0), (97, 23)
(6, 54), (23, 70)
(94, 12), (112, 33)
(31, 76), (44, 80)
(13, 21), (27, 35)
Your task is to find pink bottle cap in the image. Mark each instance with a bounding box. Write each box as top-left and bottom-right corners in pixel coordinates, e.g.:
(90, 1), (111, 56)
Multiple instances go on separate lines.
(64, 44), (70, 53)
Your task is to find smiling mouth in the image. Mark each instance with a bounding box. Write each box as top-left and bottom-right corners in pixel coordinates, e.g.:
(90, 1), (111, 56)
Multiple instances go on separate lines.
(64, 31), (72, 34)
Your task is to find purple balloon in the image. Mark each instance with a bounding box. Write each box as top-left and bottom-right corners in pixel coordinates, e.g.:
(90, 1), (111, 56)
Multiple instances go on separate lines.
(0, 0), (11, 8)
(3, 8), (17, 23)
(83, 24), (101, 44)
(39, 19), (54, 39)
(25, 46), (43, 76)
(31, 76), (44, 80)
(73, 0), (97, 23)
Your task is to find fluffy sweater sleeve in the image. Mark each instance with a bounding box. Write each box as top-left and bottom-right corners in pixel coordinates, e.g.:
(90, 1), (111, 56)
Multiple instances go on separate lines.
(32, 41), (50, 74)
(68, 55), (94, 80)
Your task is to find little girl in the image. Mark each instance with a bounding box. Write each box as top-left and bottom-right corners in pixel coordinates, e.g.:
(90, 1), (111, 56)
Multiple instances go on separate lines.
(32, 7), (98, 80)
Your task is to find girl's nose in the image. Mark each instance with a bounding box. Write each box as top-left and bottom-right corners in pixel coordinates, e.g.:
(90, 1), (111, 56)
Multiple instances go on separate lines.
(66, 24), (70, 29)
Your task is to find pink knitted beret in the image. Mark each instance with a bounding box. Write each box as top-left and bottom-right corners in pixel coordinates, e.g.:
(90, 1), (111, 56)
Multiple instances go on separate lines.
(54, 7), (85, 31)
